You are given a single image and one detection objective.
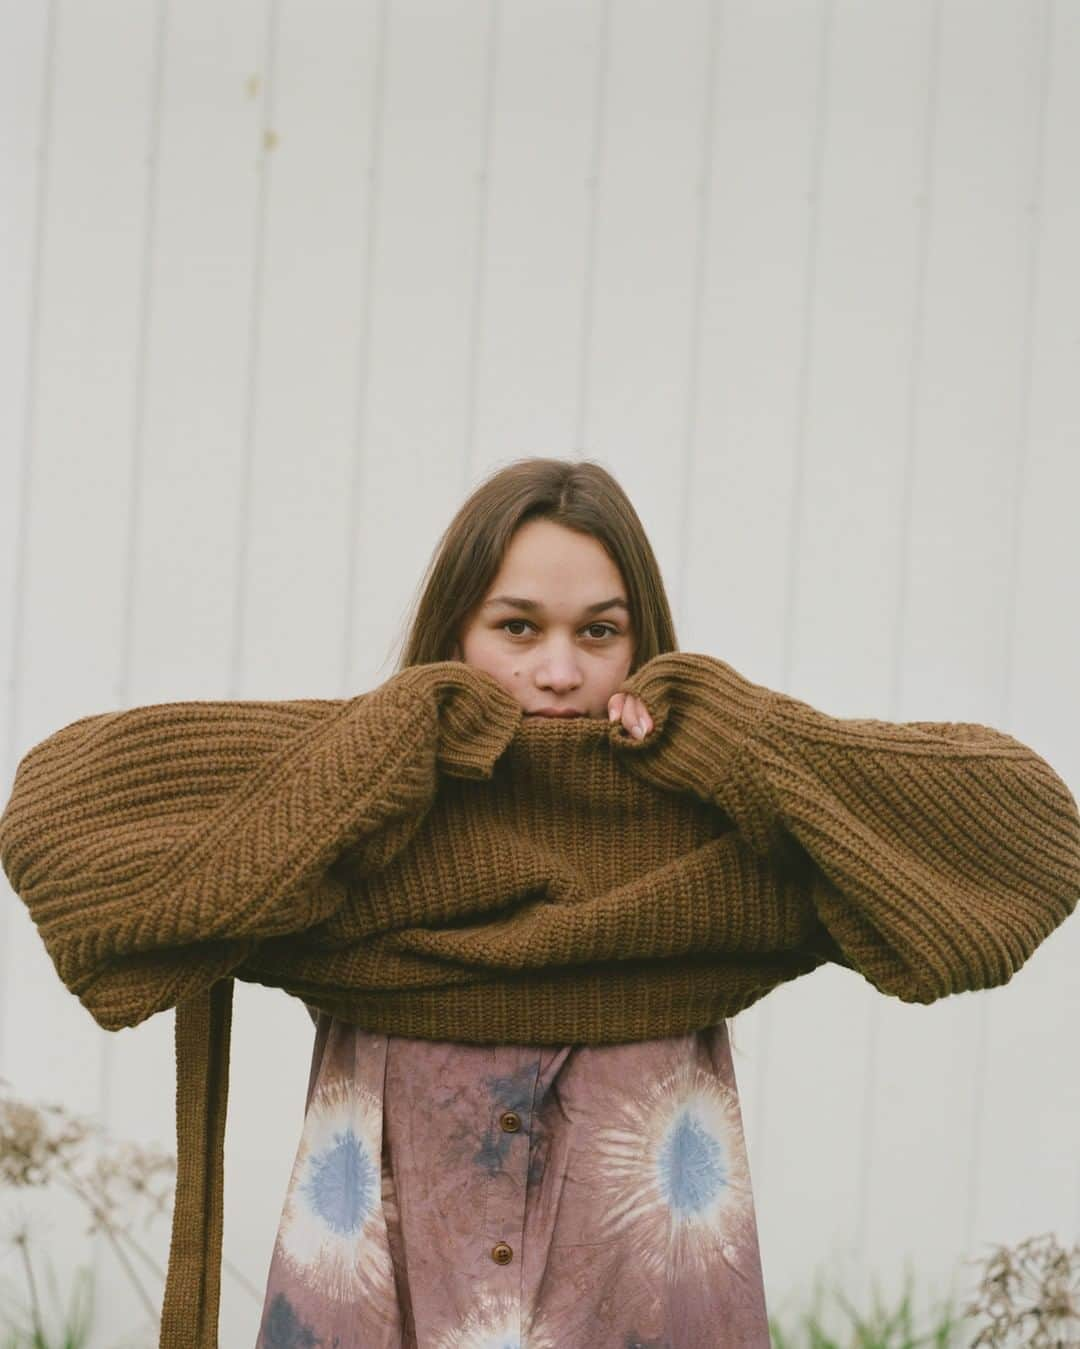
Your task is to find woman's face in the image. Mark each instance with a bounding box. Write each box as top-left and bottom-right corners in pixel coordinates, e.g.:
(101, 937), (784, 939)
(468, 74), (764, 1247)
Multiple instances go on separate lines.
(454, 518), (636, 720)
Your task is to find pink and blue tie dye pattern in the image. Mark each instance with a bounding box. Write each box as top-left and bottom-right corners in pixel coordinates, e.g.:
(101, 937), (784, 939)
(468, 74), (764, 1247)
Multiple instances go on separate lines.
(256, 1012), (770, 1348)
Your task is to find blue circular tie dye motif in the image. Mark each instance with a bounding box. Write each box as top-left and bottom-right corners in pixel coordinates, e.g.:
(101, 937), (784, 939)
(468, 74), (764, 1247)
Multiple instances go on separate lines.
(301, 1124), (377, 1236)
(273, 1076), (398, 1308)
(658, 1108), (730, 1216)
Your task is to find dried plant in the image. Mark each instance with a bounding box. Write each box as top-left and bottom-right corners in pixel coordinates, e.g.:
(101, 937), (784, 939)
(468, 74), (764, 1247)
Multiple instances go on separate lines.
(961, 1231), (1080, 1349)
(0, 1074), (174, 1333)
(0, 1075), (260, 1343)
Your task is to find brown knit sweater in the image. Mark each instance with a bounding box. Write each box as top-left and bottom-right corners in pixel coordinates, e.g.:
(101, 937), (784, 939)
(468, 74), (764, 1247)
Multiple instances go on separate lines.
(2, 651), (1078, 1347)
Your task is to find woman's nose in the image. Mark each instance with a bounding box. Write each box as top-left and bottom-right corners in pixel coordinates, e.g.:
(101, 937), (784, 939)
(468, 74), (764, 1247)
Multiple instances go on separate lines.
(536, 658), (582, 689)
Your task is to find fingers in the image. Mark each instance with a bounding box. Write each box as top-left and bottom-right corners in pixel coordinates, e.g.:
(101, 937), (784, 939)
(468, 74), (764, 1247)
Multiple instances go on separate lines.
(608, 691), (653, 740)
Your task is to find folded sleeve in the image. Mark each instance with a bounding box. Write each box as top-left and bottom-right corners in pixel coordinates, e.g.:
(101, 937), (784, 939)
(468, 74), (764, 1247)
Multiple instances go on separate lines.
(0, 661), (522, 1030)
(612, 651), (1080, 1003)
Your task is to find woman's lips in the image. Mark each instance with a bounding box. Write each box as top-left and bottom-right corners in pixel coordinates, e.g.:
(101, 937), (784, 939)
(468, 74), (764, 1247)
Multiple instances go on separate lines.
(527, 708), (584, 717)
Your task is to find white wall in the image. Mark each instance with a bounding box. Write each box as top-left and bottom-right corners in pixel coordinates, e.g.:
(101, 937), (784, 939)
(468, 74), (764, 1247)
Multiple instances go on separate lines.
(1, 0), (1077, 1343)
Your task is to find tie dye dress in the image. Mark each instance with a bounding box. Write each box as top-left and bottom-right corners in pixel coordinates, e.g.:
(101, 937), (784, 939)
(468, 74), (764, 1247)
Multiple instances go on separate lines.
(255, 1008), (771, 1348)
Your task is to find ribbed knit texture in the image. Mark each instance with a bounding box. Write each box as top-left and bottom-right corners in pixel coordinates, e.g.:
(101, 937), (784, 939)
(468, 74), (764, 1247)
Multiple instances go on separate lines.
(1, 651), (1078, 1347)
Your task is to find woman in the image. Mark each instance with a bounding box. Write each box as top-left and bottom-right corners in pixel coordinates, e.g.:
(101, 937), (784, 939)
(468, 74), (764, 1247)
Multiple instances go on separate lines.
(259, 456), (770, 1346)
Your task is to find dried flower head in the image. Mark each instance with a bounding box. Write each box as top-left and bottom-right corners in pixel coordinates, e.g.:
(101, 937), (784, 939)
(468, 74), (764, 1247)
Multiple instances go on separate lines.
(0, 1076), (95, 1188)
(0, 1075), (175, 1217)
(82, 1138), (176, 1233)
(962, 1230), (1080, 1348)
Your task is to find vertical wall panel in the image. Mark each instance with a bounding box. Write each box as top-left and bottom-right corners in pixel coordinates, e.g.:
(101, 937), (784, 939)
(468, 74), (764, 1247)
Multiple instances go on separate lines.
(127, 0), (266, 707)
(862, 0), (1052, 1315)
(754, 0), (966, 1323)
(99, 0), (273, 1339)
(0, 0), (51, 1073)
(971, 0), (1080, 1254)
(679, 0), (825, 665)
(223, 1), (394, 1339)
(349, 0), (498, 694)
(572, 0), (714, 620)
(469, 0), (603, 480)
(674, 0), (852, 1309)
(3, 2), (161, 1339)
(238, 0), (383, 702)
(0, 0), (60, 1329)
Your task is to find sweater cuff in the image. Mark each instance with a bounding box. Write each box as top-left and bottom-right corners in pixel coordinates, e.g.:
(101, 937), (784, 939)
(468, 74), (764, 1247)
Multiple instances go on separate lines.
(389, 661), (524, 780)
(609, 652), (783, 857)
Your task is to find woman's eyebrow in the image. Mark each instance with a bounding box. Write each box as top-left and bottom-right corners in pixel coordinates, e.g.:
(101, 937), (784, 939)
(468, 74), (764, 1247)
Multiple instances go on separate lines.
(483, 595), (629, 616)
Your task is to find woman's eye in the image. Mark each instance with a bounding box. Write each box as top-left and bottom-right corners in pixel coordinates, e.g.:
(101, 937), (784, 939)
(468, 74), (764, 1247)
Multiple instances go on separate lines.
(499, 620), (618, 640)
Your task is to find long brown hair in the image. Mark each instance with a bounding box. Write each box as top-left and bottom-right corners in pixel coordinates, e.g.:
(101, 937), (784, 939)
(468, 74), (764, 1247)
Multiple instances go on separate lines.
(392, 456), (679, 672)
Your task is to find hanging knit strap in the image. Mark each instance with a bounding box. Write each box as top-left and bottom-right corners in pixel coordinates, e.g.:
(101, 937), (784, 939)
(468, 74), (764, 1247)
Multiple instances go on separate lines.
(159, 978), (233, 1348)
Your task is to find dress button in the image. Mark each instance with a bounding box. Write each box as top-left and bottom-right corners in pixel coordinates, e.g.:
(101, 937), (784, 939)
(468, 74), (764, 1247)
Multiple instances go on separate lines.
(499, 1110), (521, 1132)
(491, 1241), (514, 1265)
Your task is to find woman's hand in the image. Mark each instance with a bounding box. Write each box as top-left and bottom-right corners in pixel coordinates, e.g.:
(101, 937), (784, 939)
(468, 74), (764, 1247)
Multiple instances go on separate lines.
(607, 691), (653, 741)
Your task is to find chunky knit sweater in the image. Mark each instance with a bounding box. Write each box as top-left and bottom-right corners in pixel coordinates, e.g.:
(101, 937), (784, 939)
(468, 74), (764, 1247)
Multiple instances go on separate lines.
(2, 651), (1079, 1348)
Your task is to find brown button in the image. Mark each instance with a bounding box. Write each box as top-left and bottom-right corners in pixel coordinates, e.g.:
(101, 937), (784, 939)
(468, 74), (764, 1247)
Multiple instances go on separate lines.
(499, 1110), (521, 1132)
(491, 1241), (514, 1265)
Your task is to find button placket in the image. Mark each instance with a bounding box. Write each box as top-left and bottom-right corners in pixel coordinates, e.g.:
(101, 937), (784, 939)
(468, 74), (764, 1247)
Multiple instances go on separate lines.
(488, 1105), (525, 1266)
(482, 1056), (539, 1283)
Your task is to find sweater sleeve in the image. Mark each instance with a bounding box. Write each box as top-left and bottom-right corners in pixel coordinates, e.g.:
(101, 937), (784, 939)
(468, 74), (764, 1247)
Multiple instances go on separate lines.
(0, 661), (522, 1030)
(611, 651), (1080, 1003)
